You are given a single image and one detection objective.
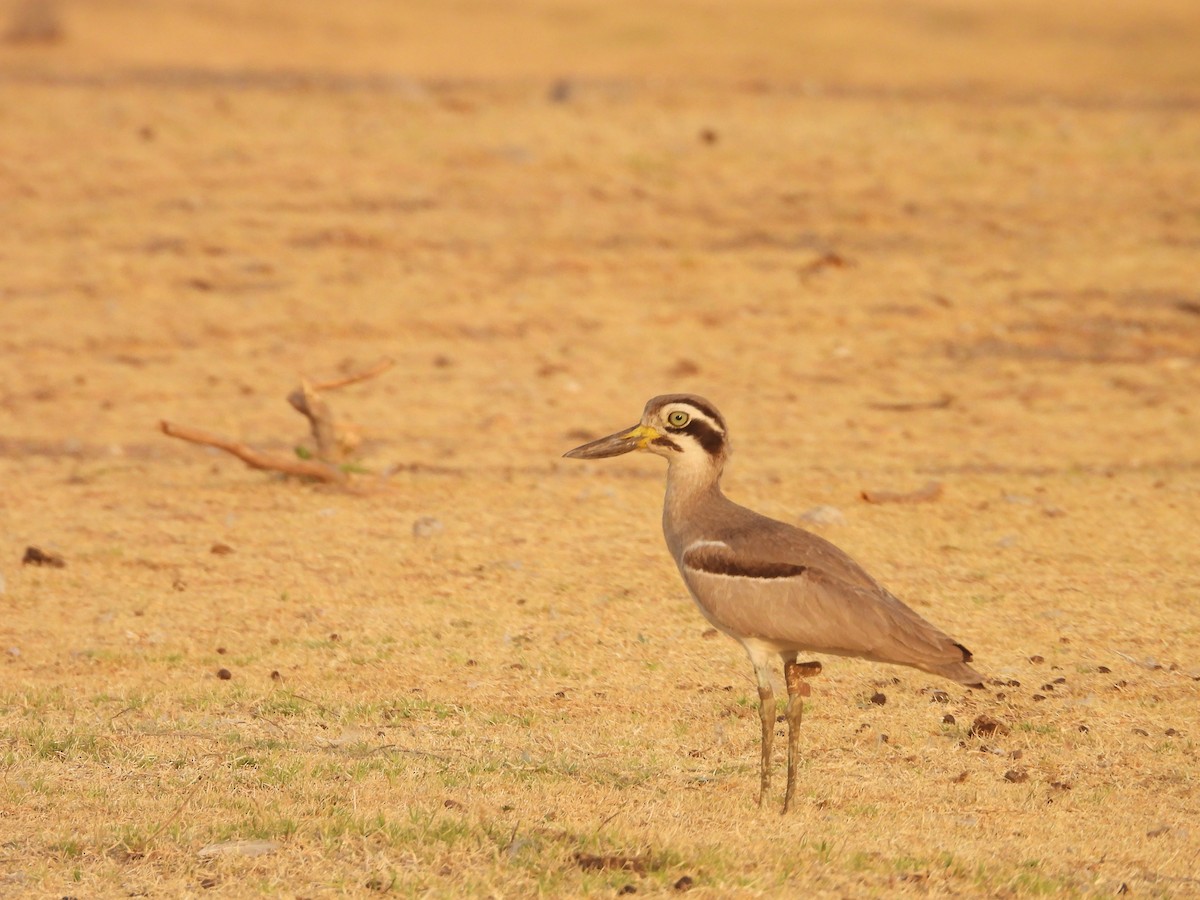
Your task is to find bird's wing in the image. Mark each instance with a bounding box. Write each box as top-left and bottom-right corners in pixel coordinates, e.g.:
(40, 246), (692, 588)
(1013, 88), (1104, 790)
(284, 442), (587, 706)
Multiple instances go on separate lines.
(679, 539), (981, 684)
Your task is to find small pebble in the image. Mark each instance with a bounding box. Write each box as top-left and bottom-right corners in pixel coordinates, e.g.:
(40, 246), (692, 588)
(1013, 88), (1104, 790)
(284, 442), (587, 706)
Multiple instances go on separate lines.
(799, 505), (846, 526)
(198, 839), (278, 858)
(412, 517), (444, 539)
(547, 78), (573, 103)
(217, 668), (232, 680)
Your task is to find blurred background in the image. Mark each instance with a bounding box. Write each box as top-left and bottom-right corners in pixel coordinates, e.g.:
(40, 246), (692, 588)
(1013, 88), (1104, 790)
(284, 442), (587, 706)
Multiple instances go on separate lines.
(2, 0), (1196, 468)
(4, 0), (1199, 91)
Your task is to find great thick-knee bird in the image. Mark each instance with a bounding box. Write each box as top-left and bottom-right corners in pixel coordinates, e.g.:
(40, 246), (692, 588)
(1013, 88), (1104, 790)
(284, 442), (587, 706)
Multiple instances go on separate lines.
(564, 394), (984, 812)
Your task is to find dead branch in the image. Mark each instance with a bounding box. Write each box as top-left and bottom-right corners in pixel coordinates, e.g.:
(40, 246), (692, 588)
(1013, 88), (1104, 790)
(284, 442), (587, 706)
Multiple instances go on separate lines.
(287, 379), (342, 461)
(866, 394), (954, 412)
(159, 421), (345, 483)
(286, 358), (393, 461)
(161, 359), (391, 480)
(309, 357), (395, 392)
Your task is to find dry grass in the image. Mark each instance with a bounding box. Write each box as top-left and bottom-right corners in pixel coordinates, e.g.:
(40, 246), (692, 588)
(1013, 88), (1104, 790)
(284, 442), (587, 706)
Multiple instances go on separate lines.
(2, 0), (1200, 896)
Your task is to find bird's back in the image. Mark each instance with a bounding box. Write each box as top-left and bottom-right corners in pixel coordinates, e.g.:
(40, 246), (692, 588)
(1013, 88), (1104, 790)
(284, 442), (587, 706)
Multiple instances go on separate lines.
(670, 492), (984, 687)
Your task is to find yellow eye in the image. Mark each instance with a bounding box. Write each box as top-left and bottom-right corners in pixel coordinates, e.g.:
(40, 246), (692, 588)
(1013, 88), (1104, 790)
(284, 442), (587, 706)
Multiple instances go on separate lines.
(667, 410), (690, 427)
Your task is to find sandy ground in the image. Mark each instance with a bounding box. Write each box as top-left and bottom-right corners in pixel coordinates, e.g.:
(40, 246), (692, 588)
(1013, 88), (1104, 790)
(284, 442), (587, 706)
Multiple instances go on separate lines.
(2, 1), (1199, 896)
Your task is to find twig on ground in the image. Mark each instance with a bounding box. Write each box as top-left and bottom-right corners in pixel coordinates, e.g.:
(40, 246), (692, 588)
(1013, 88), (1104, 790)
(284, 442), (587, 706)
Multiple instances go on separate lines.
(287, 379), (342, 460)
(867, 394), (954, 412)
(161, 358), (392, 478)
(159, 420), (345, 483)
(141, 774), (208, 846)
(310, 357), (395, 392)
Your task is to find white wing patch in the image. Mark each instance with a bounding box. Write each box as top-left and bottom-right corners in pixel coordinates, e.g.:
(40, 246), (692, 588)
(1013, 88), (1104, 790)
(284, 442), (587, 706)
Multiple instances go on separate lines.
(684, 539), (731, 554)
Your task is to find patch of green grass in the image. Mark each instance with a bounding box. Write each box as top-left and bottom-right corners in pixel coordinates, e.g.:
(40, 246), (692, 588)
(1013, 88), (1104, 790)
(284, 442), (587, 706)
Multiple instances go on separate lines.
(50, 837), (85, 860)
(315, 806), (484, 852)
(109, 823), (152, 857)
(480, 709), (534, 728)
(180, 685), (253, 712)
(18, 725), (111, 762)
(254, 693), (309, 718)
(210, 813), (300, 843)
(892, 853), (930, 872)
(809, 838), (836, 864)
(1010, 866), (1078, 896)
(3, 685), (70, 713)
(847, 849), (877, 871)
(845, 803), (880, 818)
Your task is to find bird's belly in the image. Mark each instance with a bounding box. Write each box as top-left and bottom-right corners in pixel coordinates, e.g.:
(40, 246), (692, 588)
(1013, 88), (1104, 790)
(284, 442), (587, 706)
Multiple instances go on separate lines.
(682, 571), (862, 656)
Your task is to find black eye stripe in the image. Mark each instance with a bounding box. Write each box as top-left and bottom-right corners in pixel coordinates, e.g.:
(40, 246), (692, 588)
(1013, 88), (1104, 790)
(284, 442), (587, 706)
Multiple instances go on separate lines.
(681, 419), (725, 456)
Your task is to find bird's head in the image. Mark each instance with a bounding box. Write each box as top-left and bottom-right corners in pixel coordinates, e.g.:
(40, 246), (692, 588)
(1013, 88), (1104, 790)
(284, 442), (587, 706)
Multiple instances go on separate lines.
(563, 394), (730, 472)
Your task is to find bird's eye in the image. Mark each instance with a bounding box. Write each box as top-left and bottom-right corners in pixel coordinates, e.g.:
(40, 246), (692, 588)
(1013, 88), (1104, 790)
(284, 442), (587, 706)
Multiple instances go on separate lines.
(667, 410), (690, 427)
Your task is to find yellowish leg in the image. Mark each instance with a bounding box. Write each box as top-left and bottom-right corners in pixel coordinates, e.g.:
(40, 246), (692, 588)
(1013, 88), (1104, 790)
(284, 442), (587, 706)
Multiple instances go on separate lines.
(782, 660), (822, 813)
(756, 682), (775, 807)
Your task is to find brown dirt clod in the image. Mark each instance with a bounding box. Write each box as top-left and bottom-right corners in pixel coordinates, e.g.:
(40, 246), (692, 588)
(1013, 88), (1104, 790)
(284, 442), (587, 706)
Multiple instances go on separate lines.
(22, 546), (65, 568)
(970, 715), (1010, 738)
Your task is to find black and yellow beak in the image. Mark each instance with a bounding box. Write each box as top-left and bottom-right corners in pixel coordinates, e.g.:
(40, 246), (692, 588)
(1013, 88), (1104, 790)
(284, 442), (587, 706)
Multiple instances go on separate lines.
(563, 424), (660, 459)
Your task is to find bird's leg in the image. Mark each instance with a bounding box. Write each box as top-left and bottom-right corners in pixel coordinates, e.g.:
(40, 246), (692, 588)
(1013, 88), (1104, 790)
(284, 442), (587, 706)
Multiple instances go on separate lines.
(782, 660), (822, 813)
(753, 666), (776, 808)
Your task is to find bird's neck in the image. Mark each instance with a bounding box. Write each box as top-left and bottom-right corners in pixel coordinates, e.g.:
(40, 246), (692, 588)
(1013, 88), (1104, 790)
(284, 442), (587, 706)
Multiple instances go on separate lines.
(662, 456), (726, 556)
